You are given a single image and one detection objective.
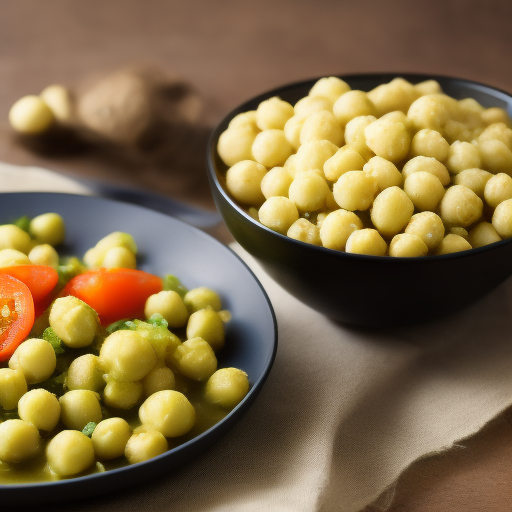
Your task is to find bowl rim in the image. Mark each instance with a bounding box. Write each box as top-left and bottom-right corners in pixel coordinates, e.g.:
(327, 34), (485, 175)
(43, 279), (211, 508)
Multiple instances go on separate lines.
(0, 191), (278, 498)
(207, 72), (512, 263)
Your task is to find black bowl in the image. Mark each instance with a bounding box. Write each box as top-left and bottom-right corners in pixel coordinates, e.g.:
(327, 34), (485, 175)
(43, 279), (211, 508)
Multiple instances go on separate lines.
(0, 193), (277, 505)
(206, 73), (512, 327)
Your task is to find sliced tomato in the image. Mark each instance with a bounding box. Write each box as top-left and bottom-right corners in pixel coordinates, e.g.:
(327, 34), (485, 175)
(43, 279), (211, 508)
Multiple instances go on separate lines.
(0, 275), (35, 362)
(0, 265), (59, 303)
(62, 268), (163, 324)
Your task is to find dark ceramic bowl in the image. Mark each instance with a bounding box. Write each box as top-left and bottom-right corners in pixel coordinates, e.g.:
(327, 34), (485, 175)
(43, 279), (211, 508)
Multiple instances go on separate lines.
(207, 73), (512, 327)
(0, 192), (277, 505)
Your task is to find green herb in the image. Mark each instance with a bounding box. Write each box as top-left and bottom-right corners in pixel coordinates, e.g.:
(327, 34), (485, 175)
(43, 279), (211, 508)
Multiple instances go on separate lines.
(57, 257), (85, 287)
(39, 371), (67, 395)
(82, 422), (97, 438)
(106, 319), (137, 333)
(42, 327), (65, 355)
(162, 275), (188, 298)
(12, 215), (31, 234)
(147, 313), (168, 329)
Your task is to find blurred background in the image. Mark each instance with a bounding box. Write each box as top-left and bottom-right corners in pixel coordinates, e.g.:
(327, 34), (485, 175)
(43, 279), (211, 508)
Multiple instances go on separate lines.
(2, 1), (512, 510)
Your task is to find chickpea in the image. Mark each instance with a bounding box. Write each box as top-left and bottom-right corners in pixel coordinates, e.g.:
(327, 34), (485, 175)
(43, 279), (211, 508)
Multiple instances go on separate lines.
(125, 430), (168, 464)
(371, 187), (414, 237)
(492, 198), (512, 237)
(367, 78), (419, 117)
(0, 224), (32, 253)
(300, 111), (343, 146)
(389, 233), (428, 257)
(258, 196), (299, 234)
(228, 110), (258, 131)
(405, 212), (445, 251)
(103, 379), (143, 409)
(415, 80), (442, 96)
(92, 418), (131, 460)
(293, 140), (338, 176)
(205, 368), (250, 409)
(364, 119), (410, 163)
(184, 287), (222, 314)
(319, 209), (363, 251)
(49, 296), (99, 348)
(186, 307), (225, 352)
(345, 229), (387, 256)
(409, 129), (450, 162)
(252, 129), (293, 168)
(139, 390), (196, 438)
(59, 390), (102, 431)
(225, 160), (267, 206)
(141, 366), (176, 397)
(438, 185), (483, 227)
(255, 96), (294, 130)
(172, 337), (217, 381)
(0, 368), (27, 410)
(287, 218), (321, 246)
(18, 389), (61, 431)
(402, 155), (450, 186)
(8, 338), (56, 384)
(40, 84), (72, 122)
(407, 95), (450, 132)
(289, 171), (330, 212)
(284, 116), (306, 150)
(380, 110), (413, 131)
(102, 246), (137, 269)
(484, 173), (512, 208)
(333, 90), (376, 126)
(9, 95), (54, 134)
(261, 166), (293, 199)
(481, 108), (512, 127)
(446, 141), (481, 174)
(99, 330), (156, 382)
(324, 146), (366, 182)
(28, 244), (59, 267)
(83, 247), (103, 268)
(29, 212), (65, 245)
(333, 171), (378, 211)
(46, 430), (95, 477)
(344, 115), (376, 161)
(363, 156), (402, 191)
(217, 125), (258, 167)
(66, 354), (104, 391)
(478, 123), (512, 149)
(479, 140), (512, 175)
(448, 227), (470, 239)
(453, 168), (492, 197)
(294, 95), (332, 118)
(145, 290), (188, 328)
(468, 222), (501, 248)
(436, 234), (472, 255)
(403, 172), (445, 212)
(0, 420), (40, 463)
(309, 76), (351, 103)
(0, 248), (30, 266)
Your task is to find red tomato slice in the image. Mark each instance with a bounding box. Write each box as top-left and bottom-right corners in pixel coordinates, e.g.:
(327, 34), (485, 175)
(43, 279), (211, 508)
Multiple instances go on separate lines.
(0, 275), (35, 362)
(0, 265), (59, 303)
(62, 269), (163, 324)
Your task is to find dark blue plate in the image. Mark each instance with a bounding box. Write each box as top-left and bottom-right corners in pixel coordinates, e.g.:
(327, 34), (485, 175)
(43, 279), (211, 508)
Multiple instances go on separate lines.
(0, 192), (277, 505)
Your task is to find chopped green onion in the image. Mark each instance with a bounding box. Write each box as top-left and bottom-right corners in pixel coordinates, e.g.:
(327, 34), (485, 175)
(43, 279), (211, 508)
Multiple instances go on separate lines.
(162, 275), (188, 298)
(82, 422), (97, 438)
(42, 327), (65, 355)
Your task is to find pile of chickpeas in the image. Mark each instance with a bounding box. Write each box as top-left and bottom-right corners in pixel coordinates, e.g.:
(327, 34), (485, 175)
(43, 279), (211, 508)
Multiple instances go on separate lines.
(217, 77), (512, 257)
(0, 216), (249, 479)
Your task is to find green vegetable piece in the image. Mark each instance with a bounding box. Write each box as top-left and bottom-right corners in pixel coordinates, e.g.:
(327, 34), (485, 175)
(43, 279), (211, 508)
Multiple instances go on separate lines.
(57, 257), (86, 287)
(12, 215), (31, 234)
(163, 275), (188, 298)
(42, 327), (65, 355)
(82, 422), (97, 438)
(106, 319), (137, 333)
(147, 313), (168, 329)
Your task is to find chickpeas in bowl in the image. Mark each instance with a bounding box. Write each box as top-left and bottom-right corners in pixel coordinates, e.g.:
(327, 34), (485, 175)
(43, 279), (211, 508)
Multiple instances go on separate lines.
(216, 75), (512, 257)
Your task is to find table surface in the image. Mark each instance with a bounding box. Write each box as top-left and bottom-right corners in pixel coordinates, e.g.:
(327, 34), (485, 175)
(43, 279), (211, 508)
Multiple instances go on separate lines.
(2, 1), (512, 510)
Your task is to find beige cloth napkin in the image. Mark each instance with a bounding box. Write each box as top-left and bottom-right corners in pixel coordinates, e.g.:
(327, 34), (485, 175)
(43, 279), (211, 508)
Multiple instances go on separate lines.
(3, 162), (512, 512)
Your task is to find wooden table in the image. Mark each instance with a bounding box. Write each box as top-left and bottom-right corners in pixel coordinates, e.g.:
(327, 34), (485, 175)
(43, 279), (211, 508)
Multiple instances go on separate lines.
(2, 1), (512, 509)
